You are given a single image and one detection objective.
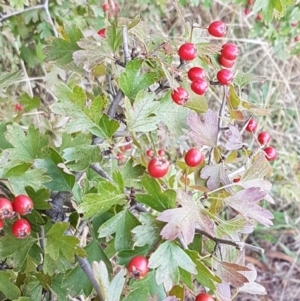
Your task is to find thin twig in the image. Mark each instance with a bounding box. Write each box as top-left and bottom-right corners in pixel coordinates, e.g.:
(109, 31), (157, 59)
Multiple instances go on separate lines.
(89, 163), (114, 182)
(43, 0), (58, 37)
(195, 227), (264, 254)
(107, 90), (124, 118)
(76, 256), (104, 301)
(0, 4), (44, 22)
(122, 25), (130, 64)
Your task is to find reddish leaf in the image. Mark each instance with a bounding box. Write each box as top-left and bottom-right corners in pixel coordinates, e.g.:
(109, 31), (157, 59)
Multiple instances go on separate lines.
(224, 187), (274, 226)
(187, 109), (218, 147)
(157, 191), (215, 245)
(225, 124), (244, 150)
(217, 261), (250, 287)
(239, 263), (267, 295)
(201, 163), (232, 193)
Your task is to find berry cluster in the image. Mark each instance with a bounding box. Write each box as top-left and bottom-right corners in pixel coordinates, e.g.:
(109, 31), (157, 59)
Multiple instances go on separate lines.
(171, 20), (239, 107)
(245, 118), (277, 161)
(0, 194), (33, 239)
(146, 148), (170, 178)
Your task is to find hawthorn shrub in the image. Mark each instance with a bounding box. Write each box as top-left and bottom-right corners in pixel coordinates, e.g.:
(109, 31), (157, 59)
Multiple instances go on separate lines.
(0, 1), (288, 301)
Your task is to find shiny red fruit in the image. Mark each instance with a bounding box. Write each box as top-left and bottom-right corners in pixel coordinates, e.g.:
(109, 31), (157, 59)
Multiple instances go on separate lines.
(256, 14), (262, 21)
(233, 177), (240, 183)
(178, 43), (197, 61)
(0, 219), (4, 230)
(185, 148), (204, 167)
(191, 79), (209, 95)
(171, 87), (189, 105)
(146, 149), (155, 158)
(12, 219), (31, 239)
(217, 69), (234, 85)
(245, 118), (257, 132)
(12, 195), (34, 215)
(195, 293), (215, 301)
(188, 67), (206, 81)
(158, 149), (165, 156)
(221, 43), (239, 60)
(264, 146), (277, 161)
(0, 198), (14, 220)
(208, 21), (226, 37)
(295, 36), (300, 42)
(244, 7), (251, 15)
(127, 255), (149, 279)
(219, 55), (235, 68)
(14, 103), (23, 111)
(148, 157), (169, 178)
(257, 131), (271, 145)
(97, 28), (106, 38)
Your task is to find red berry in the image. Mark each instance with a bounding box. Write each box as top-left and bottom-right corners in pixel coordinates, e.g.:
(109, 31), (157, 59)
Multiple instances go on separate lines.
(185, 148), (204, 167)
(195, 293), (215, 301)
(14, 103), (23, 111)
(158, 149), (165, 156)
(244, 7), (251, 15)
(221, 43), (239, 60)
(188, 67), (206, 81)
(178, 43), (197, 61)
(217, 69), (234, 85)
(264, 146), (277, 161)
(127, 255), (149, 279)
(245, 118), (257, 132)
(0, 198), (14, 220)
(257, 131), (271, 145)
(12, 195), (34, 215)
(233, 177), (240, 183)
(120, 144), (132, 152)
(295, 36), (300, 42)
(12, 219), (31, 239)
(97, 28), (106, 38)
(208, 21), (226, 37)
(171, 87), (189, 105)
(256, 14), (262, 21)
(102, 3), (109, 11)
(0, 219), (4, 231)
(148, 157), (169, 178)
(248, 0), (254, 5)
(219, 55), (235, 68)
(146, 149), (155, 158)
(291, 21), (298, 27)
(191, 79), (209, 95)
(117, 152), (124, 161)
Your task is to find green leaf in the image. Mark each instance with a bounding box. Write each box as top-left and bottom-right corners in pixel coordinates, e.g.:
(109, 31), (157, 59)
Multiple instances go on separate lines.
(25, 187), (51, 210)
(44, 21), (83, 66)
(187, 250), (221, 290)
(78, 180), (126, 219)
(0, 271), (20, 299)
(148, 241), (197, 291)
(135, 175), (176, 211)
(5, 124), (48, 162)
(124, 91), (160, 132)
(63, 240), (112, 297)
(106, 22), (123, 53)
(132, 213), (164, 249)
(23, 276), (43, 300)
(45, 222), (86, 263)
(155, 92), (190, 135)
(121, 158), (145, 188)
(106, 270), (126, 301)
(35, 148), (75, 191)
(63, 144), (102, 171)
(119, 59), (158, 98)
(4, 163), (51, 195)
(19, 93), (41, 112)
(123, 287), (149, 301)
(234, 71), (265, 89)
(228, 85), (240, 108)
(51, 84), (108, 137)
(98, 209), (140, 251)
(252, 0), (294, 22)
(0, 122), (13, 150)
(98, 114), (119, 139)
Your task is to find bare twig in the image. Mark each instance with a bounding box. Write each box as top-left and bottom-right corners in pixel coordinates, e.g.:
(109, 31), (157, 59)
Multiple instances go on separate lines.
(89, 163), (114, 182)
(195, 226), (265, 254)
(76, 256), (104, 301)
(107, 89), (124, 118)
(0, 4), (44, 22)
